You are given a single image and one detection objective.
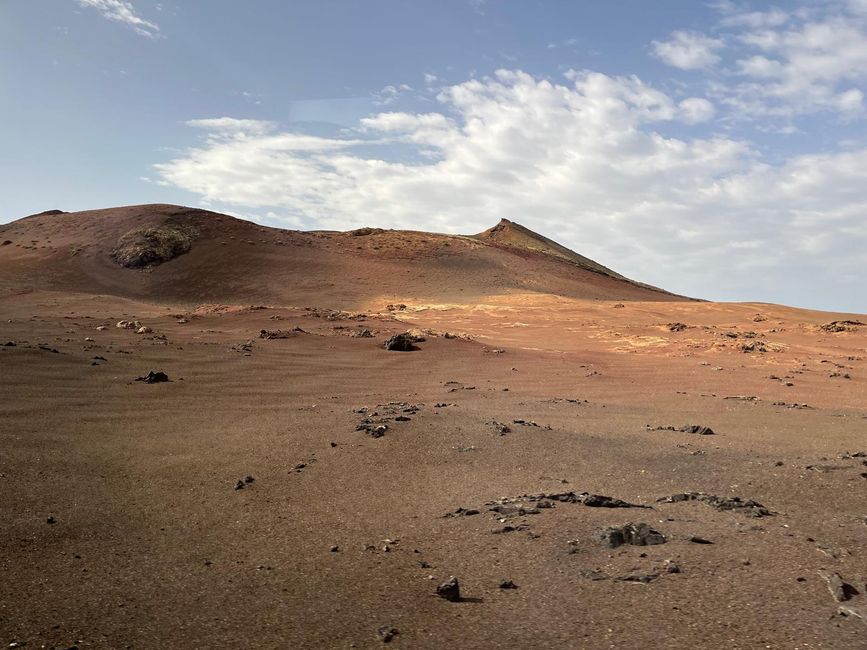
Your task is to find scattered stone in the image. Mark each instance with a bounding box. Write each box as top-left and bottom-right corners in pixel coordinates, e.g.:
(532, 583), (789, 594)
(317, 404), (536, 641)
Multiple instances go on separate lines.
(688, 536), (714, 544)
(663, 560), (681, 574)
(46, 515), (56, 524)
(2, 341), (15, 347)
(577, 569), (609, 580)
(405, 328), (427, 343)
(330, 545), (340, 553)
(738, 340), (768, 353)
(498, 579), (518, 589)
(657, 493), (772, 517)
(436, 576), (461, 602)
(820, 320), (865, 333)
(234, 480), (246, 490)
(615, 573), (659, 583)
(355, 402), (419, 436)
(679, 425), (715, 435)
(492, 421), (511, 435)
(259, 327), (305, 339)
(355, 421), (388, 438)
(231, 340), (254, 353)
(838, 604), (867, 623)
(135, 326), (152, 334)
(444, 507), (480, 518)
(668, 322), (688, 332)
(135, 370), (169, 384)
(772, 401), (814, 409)
(595, 523), (666, 548)
(350, 227), (383, 237)
(580, 493), (647, 508)
(490, 504), (540, 517)
(492, 524), (529, 534)
(806, 463), (849, 473)
(386, 303), (407, 312)
(377, 626), (399, 643)
(384, 332), (417, 351)
(818, 570), (857, 602)
(482, 491), (647, 516)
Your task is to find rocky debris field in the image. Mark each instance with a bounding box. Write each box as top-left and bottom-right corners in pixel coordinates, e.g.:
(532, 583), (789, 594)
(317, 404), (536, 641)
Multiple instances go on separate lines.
(1, 297), (866, 648)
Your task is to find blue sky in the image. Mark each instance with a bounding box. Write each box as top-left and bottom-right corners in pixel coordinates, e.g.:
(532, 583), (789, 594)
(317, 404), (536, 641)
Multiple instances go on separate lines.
(2, 1), (867, 312)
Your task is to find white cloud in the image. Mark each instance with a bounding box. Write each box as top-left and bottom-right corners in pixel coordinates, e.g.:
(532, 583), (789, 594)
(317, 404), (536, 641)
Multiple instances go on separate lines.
(373, 84), (413, 106)
(76, 0), (160, 38)
(187, 118), (276, 135)
(678, 97), (716, 124)
(651, 31), (724, 70)
(719, 9), (789, 29)
(707, 5), (867, 119)
(154, 69), (867, 305)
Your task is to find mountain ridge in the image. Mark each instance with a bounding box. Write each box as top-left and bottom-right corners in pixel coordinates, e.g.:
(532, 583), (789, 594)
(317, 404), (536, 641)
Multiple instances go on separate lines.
(0, 203), (691, 308)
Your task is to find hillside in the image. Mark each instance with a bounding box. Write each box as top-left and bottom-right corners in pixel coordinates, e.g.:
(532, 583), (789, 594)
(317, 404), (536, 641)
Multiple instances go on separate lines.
(0, 204), (689, 309)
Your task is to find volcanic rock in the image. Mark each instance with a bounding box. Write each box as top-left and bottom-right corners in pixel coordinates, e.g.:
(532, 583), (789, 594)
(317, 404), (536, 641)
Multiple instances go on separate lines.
(135, 370), (169, 383)
(112, 224), (193, 268)
(595, 523), (666, 548)
(384, 333), (417, 351)
(436, 576), (461, 601)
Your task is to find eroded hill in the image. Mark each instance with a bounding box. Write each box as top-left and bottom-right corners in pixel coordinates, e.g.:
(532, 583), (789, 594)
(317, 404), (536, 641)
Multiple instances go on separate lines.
(0, 204), (689, 309)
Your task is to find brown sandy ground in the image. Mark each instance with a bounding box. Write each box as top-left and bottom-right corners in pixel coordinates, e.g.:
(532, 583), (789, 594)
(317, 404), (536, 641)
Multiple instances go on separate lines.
(1, 290), (866, 649)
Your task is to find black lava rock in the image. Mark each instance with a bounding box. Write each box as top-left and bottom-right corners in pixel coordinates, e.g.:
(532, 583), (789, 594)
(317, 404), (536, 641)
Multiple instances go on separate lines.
(436, 576), (461, 602)
(136, 370), (169, 384)
(384, 333), (417, 352)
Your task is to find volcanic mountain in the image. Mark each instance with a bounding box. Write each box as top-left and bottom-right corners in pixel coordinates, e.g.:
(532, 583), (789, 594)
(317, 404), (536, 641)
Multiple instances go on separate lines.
(0, 204), (687, 308)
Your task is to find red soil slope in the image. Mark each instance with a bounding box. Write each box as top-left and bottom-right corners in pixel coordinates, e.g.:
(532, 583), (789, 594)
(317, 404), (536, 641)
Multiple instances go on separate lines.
(0, 204), (689, 309)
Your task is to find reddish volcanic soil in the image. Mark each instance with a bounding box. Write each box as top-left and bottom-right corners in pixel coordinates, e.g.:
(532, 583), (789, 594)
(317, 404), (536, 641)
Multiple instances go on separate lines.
(0, 205), (865, 649)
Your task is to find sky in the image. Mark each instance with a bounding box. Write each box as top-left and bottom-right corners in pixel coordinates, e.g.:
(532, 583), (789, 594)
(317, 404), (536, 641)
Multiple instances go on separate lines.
(2, 1), (867, 312)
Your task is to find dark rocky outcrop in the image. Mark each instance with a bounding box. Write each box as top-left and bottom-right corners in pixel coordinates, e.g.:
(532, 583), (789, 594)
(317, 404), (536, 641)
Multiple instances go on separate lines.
(596, 523), (666, 548)
(112, 224), (194, 268)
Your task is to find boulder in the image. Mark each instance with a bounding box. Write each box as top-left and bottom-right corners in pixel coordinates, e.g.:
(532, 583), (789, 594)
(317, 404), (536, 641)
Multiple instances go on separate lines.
(384, 333), (417, 351)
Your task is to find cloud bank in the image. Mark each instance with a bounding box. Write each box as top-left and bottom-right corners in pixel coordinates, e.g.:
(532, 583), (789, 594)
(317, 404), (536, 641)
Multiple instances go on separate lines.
(153, 3), (867, 309)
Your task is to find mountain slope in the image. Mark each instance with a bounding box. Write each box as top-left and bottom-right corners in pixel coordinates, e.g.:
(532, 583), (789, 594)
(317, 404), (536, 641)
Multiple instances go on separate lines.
(0, 204), (691, 308)
(475, 218), (626, 280)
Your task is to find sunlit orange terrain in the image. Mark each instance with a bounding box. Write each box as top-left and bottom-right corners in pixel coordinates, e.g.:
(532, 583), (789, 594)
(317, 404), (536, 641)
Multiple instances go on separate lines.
(1, 205), (865, 648)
